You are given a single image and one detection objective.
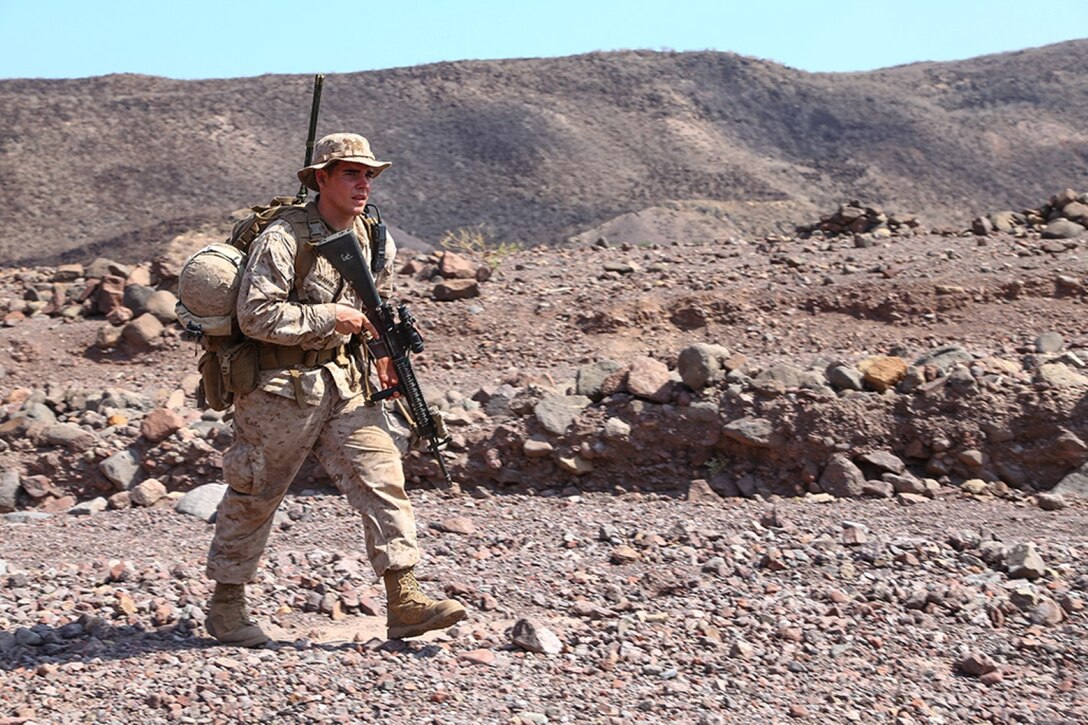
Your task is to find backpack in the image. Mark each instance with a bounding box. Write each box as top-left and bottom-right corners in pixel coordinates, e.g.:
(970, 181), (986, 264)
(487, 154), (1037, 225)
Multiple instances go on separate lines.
(175, 196), (384, 410)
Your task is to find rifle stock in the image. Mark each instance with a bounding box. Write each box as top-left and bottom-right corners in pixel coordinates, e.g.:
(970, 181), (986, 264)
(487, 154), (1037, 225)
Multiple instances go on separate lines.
(312, 228), (455, 489)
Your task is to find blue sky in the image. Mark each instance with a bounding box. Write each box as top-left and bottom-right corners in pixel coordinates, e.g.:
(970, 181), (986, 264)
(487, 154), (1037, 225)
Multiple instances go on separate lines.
(1, 0), (1084, 79)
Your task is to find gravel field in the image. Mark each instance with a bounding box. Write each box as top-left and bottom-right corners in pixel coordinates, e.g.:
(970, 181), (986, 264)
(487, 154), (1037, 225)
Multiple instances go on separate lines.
(2, 489), (1086, 724)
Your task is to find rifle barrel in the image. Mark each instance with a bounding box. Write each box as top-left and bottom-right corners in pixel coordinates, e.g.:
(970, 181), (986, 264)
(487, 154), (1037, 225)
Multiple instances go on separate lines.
(297, 73), (326, 201)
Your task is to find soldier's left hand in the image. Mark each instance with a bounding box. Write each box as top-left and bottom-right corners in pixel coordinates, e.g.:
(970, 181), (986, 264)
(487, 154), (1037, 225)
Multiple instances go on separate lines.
(375, 356), (400, 396)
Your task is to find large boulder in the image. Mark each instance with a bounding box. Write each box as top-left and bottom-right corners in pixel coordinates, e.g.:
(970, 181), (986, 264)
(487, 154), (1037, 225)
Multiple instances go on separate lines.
(176, 482), (228, 522)
(533, 394), (592, 435)
(121, 313), (164, 351)
(575, 360), (624, 402)
(1042, 219), (1085, 239)
(626, 357), (673, 402)
(819, 454), (866, 498)
(678, 343), (730, 390)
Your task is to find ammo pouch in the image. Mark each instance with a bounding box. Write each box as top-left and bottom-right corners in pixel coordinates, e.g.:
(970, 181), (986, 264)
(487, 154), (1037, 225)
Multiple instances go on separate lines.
(198, 350), (232, 411)
(197, 340), (259, 411)
(220, 340), (260, 396)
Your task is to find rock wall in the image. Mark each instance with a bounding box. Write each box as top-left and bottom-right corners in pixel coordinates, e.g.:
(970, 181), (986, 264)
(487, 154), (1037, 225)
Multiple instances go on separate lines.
(450, 342), (1088, 500)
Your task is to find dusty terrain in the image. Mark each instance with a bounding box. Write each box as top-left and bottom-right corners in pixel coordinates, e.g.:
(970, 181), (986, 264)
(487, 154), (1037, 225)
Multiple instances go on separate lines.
(2, 198), (1088, 722)
(2, 490), (1085, 724)
(3, 40), (1088, 725)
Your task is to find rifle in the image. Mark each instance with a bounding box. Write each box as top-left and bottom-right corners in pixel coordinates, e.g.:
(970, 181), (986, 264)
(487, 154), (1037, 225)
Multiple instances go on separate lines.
(295, 73), (325, 203)
(312, 228), (455, 489)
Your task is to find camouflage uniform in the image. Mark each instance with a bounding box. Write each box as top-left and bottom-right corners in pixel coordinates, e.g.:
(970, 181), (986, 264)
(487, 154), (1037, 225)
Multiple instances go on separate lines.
(205, 203), (420, 583)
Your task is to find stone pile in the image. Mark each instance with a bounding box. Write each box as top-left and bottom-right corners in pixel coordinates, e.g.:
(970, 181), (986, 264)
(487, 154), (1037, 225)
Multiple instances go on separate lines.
(795, 201), (920, 242)
(0, 247), (488, 344)
(0, 378), (217, 513)
(0, 246), (490, 515)
(401, 249), (488, 301)
(972, 188), (1088, 239)
(0, 257), (180, 352)
(452, 338), (1088, 502)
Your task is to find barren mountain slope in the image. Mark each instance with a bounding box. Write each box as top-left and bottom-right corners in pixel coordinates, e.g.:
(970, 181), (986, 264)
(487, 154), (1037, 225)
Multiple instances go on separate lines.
(1, 40), (1086, 265)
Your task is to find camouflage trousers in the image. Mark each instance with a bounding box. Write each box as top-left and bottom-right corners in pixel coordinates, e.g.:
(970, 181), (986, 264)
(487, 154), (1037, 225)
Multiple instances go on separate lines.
(206, 387), (419, 584)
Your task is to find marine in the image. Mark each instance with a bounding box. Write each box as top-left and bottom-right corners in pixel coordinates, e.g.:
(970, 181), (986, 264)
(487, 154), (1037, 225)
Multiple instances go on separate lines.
(203, 132), (466, 646)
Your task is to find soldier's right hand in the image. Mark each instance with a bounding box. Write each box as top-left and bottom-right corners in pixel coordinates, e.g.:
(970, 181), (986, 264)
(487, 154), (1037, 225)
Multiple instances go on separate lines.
(334, 304), (380, 339)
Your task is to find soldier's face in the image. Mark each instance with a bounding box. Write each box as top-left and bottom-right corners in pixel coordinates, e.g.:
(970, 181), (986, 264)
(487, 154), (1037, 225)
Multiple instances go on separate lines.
(317, 162), (375, 220)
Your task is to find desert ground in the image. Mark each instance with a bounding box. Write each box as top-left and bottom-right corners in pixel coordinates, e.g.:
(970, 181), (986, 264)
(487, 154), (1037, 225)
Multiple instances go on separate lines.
(2, 191), (1088, 723)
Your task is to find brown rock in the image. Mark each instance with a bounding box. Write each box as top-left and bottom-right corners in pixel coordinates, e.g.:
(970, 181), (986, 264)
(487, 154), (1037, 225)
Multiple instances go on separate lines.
(819, 454), (866, 498)
(95, 324), (123, 349)
(1042, 218), (1086, 239)
(522, 438), (554, 458)
(610, 545), (640, 564)
(858, 355), (907, 392)
(438, 251), (478, 279)
(21, 475), (56, 499)
(1031, 598), (1066, 626)
(115, 591), (138, 616)
(130, 478), (167, 507)
(40, 494), (77, 512)
(459, 648), (496, 665)
(432, 516), (477, 535)
(145, 290), (179, 322)
(626, 356), (672, 402)
(125, 265), (152, 286)
(105, 306), (134, 326)
(96, 274), (126, 315)
(841, 523), (868, 545)
(1062, 200), (1088, 221)
(53, 263), (84, 282)
(433, 279), (480, 301)
(557, 455), (594, 475)
(686, 479), (722, 502)
(121, 313), (164, 351)
(108, 491), (132, 509)
(141, 408), (184, 443)
(958, 651), (999, 677)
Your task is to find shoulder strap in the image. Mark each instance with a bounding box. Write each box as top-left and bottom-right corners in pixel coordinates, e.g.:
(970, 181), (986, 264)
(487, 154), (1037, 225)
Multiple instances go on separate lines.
(229, 195), (298, 254)
(362, 205), (386, 274)
(278, 204), (384, 298)
(361, 216), (380, 274)
(272, 204), (327, 295)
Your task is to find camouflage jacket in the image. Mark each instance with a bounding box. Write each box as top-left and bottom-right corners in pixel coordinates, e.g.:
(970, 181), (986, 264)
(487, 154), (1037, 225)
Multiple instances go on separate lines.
(237, 204), (397, 405)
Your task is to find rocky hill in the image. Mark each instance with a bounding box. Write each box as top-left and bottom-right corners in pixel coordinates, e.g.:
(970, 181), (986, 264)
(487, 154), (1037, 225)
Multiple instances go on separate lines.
(2, 40), (1087, 265)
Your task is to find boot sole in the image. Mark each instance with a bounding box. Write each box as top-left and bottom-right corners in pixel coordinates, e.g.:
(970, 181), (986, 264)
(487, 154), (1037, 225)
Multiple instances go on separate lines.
(387, 606), (466, 639)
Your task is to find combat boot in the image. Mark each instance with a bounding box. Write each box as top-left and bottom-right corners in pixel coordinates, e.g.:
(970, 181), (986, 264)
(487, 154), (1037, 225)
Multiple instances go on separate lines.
(384, 567), (466, 639)
(205, 582), (270, 647)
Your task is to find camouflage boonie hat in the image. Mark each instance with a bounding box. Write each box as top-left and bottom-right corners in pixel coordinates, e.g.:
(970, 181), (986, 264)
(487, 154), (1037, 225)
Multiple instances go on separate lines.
(297, 132), (391, 191)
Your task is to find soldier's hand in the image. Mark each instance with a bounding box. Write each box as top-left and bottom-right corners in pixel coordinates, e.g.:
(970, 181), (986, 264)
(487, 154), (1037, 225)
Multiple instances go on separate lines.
(333, 305), (380, 339)
(375, 356), (400, 396)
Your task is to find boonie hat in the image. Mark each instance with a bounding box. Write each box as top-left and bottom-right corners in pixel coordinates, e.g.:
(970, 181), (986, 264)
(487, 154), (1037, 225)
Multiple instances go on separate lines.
(297, 132), (391, 191)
